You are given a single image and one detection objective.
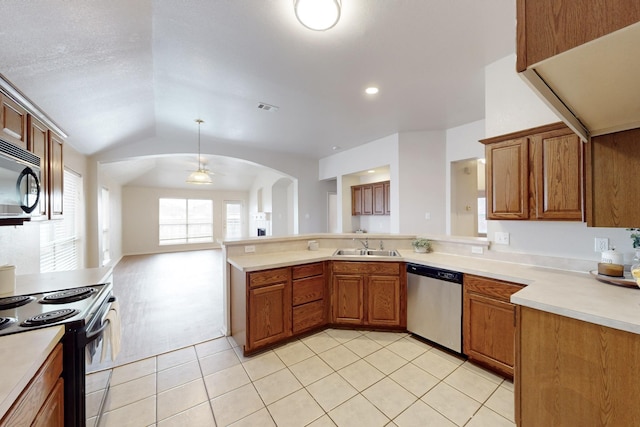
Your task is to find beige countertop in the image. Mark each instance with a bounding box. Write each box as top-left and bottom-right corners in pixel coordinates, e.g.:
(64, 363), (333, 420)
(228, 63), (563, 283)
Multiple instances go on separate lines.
(0, 326), (65, 420)
(227, 249), (640, 335)
(15, 266), (113, 295)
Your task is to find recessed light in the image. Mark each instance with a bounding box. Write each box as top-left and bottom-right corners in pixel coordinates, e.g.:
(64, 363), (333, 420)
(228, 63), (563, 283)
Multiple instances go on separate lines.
(332, 145), (341, 151)
(367, 170), (375, 174)
(365, 87), (379, 95)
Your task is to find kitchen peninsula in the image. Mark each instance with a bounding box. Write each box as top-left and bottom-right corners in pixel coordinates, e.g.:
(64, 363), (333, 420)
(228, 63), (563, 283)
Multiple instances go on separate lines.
(225, 234), (640, 425)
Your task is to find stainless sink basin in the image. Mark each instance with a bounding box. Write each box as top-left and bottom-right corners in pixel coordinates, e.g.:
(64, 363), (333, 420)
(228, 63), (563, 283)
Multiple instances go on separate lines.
(333, 249), (400, 257)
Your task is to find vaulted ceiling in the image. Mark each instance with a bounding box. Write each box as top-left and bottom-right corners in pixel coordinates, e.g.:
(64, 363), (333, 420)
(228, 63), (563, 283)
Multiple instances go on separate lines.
(0, 0), (515, 188)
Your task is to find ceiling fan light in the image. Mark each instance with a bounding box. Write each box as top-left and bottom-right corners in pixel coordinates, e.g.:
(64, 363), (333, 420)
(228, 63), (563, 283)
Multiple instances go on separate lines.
(186, 170), (213, 185)
(294, 0), (341, 31)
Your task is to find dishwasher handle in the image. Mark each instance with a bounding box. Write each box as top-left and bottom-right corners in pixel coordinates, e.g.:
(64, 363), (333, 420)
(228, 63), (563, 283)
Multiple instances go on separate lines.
(406, 263), (463, 284)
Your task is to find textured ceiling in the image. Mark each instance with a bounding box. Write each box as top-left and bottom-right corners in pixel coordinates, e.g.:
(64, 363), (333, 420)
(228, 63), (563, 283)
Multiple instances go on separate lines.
(0, 0), (515, 188)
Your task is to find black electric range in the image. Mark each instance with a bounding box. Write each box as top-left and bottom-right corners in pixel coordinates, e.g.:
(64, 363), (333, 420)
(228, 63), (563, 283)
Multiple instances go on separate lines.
(0, 282), (115, 427)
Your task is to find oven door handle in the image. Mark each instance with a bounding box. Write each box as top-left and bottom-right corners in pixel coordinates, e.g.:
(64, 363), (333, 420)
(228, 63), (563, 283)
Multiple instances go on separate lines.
(84, 296), (117, 343)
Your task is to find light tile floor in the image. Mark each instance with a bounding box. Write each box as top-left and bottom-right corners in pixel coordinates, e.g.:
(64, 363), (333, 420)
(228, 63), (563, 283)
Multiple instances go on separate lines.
(86, 329), (515, 427)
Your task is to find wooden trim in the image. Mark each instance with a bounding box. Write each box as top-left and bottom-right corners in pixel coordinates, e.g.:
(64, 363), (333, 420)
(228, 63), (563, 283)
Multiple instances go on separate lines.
(480, 122), (567, 145)
(515, 0), (527, 72)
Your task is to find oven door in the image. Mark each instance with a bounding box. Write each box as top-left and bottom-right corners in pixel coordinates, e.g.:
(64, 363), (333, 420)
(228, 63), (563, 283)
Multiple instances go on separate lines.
(84, 295), (116, 365)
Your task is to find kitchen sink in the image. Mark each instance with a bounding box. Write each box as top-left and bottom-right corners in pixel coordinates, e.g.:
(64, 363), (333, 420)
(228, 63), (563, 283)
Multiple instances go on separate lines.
(333, 249), (400, 257)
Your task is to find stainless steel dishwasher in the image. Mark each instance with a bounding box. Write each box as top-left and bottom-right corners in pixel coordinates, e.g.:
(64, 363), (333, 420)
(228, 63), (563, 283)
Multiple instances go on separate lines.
(406, 263), (463, 353)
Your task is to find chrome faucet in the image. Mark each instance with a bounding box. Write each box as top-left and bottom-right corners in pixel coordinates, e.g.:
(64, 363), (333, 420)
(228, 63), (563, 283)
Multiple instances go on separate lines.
(354, 237), (369, 249)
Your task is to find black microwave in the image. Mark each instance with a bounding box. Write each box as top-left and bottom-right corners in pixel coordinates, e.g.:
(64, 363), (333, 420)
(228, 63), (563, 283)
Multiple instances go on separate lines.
(0, 139), (41, 219)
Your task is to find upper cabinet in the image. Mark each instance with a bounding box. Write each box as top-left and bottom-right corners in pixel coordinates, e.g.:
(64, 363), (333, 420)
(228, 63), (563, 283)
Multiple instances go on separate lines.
(586, 127), (640, 228)
(1, 77), (66, 222)
(1, 92), (28, 149)
(516, 0), (640, 140)
(351, 181), (390, 216)
(481, 122), (583, 221)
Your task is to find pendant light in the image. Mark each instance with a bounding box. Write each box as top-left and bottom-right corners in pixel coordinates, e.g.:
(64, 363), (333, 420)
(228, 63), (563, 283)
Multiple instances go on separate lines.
(294, 0), (341, 31)
(186, 119), (213, 185)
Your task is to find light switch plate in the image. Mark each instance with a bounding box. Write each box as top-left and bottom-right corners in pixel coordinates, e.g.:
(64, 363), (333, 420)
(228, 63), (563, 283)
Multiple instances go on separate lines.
(471, 246), (484, 254)
(244, 245), (256, 253)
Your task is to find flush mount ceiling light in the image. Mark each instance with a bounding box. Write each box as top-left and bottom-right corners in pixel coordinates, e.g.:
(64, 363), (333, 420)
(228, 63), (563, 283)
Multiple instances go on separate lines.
(365, 87), (379, 95)
(294, 0), (341, 31)
(186, 119), (213, 185)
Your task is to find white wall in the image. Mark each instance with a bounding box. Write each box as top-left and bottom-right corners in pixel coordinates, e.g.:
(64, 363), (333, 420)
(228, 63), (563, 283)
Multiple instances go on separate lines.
(320, 133), (399, 233)
(397, 131), (447, 234)
(485, 54), (633, 262)
(121, 186), (249, 255)
(445, 120), (485, 235)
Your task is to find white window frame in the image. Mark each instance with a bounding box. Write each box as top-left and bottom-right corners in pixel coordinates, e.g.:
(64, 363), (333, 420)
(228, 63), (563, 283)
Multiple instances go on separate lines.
(159, 198), (214, 245)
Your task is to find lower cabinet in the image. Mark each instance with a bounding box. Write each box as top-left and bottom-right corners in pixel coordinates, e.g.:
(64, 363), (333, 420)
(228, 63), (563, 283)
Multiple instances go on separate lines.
(463, 274), (524, 378)
(516, 306), (640, 426)
(246, 268), (292, 353)
(1, 343), (64, 427)
(292, 262), (328, 334)
(332, 261), (406, 329)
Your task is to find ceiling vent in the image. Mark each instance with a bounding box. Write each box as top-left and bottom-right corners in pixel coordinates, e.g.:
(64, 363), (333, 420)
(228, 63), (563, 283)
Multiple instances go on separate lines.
(257, 102), (279, 112)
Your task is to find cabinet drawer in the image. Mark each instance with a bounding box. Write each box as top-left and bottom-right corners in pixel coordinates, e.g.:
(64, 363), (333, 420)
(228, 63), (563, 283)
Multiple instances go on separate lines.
(464, 274), (524, 302)
(292, 262), (324, 280)
(293, 276), (324, 306)
(332, 261), (400, 275)
(248, 268), (290, 289)
(293, 300), (325, 333)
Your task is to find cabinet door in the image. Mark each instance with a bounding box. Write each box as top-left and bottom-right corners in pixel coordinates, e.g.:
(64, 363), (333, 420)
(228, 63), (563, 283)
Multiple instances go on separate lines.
(384, 181), (390, 215)
(366, 275), (401, 327)
(332, 274), (364, 325)
(485, 138), (529, 219)
(352, 186), (362, 216)
(463, 275), (524, 378)
(28, 117), (49, 218)
(532, 130), (582, 220)
(372, 183), (385, 215)
(464, 291), (517, 377)
(0, 93), (28, 149)
(586, 128), (640, 227)
(248, 282), (292, 350)
(49, 132), (64, 218)
(32, 378), (64, 427)
(362, 185), (373, 215)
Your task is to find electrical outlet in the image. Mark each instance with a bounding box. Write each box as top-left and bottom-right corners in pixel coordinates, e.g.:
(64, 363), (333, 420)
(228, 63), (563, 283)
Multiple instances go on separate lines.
(471, 246), (484, 254)
(494, 232), (510, 245)
(594, 237), (609, 252)
(244, 245), (256, 253)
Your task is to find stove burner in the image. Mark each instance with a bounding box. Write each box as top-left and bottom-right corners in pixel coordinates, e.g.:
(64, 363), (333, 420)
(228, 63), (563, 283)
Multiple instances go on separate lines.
(0, 317), (16, 331)
(21, 308), (79, 327)
(0, 295), (35, 310)
(39, 287), (97, 304)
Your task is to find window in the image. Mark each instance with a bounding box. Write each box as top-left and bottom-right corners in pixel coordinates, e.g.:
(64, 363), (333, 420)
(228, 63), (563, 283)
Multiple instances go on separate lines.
(224, 201), (242, 239)
(41, 168), (82, 272)
(159, 198), (213, 245)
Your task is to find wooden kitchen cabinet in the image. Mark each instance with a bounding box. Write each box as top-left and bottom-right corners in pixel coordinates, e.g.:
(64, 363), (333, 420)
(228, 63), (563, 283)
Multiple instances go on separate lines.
(481, 122), (583, 221)
(352, 186), (363, 215)
(48, 132), (64, 218)
(515, 306), (640, 426)
(384, 181), (390, 215)
(586, 127), (640, 227)
(516, 0), (640, 72)
(28, 116), (49, 218)
(1, 343), (64, 427)
(0, 92), (28, 149)
(463, 274), (524, 378)
(246, 268), (292, 353)
(331, 261), (406, 329)
(351, 181), (390, 216)
(292, 262), (327, 334)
